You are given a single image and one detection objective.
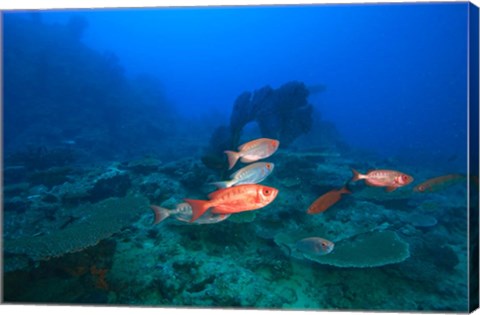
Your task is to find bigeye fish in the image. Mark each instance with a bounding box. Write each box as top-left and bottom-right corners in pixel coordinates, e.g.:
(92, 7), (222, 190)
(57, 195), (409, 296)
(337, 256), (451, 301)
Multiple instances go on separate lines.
(185, 184), (279, 222)
(306, 187), (350, 215)
(413, 174), (465, 193)
(210, 162), (275, 189)
(296, 237), (334, 256)
(351, 168), (413, 192)
(224, 138), (279, 170)
(150, 203), (230, 225)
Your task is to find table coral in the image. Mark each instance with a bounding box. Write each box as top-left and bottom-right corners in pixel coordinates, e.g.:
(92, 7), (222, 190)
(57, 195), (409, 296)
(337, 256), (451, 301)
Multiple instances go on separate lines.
(4, 194), (149, 272)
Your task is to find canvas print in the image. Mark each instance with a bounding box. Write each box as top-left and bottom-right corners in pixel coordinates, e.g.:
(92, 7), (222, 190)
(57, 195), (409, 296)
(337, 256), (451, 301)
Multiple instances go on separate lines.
(2, 1), (479, 312)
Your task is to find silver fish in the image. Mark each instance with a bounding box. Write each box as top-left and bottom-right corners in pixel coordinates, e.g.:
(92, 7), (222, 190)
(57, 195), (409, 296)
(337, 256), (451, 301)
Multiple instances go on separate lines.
(296, 237), (334, 256)
(224, 138), (279, 169)
(150, 203), (230, 225)
(210, 162), (275, 189)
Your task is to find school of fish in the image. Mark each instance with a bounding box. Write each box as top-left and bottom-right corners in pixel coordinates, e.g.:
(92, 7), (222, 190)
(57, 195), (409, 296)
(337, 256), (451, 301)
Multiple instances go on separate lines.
(151, 138), (280, 224)
(149, 136), (469, 257)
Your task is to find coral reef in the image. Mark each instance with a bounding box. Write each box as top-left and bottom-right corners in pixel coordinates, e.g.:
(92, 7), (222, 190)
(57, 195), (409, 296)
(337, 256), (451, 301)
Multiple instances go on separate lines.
(2, 13), (470, 312)
(2, 146), (470, 311)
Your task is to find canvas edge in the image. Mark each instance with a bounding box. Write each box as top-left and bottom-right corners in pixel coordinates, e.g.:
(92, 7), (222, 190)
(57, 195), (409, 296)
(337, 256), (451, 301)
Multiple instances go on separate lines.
(468, 1), (480, 313)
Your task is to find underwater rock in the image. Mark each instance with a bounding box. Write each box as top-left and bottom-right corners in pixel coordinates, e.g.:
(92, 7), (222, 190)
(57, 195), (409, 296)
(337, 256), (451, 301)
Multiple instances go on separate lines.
(399, 224), (418, 236)
(228, 211), (257, 223)
(3, 196), (30, 214)
(53, 181), (93, 206)
(27, 166), (73, 189)
(3, 166), (27, 184)
(387, 237), (461, 287)
(200, 125), (233, 173)
(406, 214), (438, 228)
(202, 81), (317, 172)
(275, 230), (410, 268)
(352, 186), (415, 211)
(3, 182), (30, 197)
(247, 81), (314, 147)
(89, 172), (131, 202)
(124, 157), (161, 175)
(50, 164), (132, 204)
(3, 194), (148, 272)
(230, 91), (256, 137)
(6, 146), (76, 171)
(136, 174), (184, 205)
(433, 245), (460, 271)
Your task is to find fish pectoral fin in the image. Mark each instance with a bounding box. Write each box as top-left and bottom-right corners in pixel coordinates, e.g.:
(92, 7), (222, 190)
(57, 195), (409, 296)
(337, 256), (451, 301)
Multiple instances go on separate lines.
(385, 186), (397, 192)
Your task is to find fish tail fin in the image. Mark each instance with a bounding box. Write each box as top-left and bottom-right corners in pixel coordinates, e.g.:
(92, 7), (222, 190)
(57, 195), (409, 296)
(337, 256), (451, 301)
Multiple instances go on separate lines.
(150, 205), (171, 225)
(224, 150), (240, 170)
(209, 181), (231, 189)
(351, 168), (362, 182)
(184, 198), (210, 222)
(340, 186), (351, 194)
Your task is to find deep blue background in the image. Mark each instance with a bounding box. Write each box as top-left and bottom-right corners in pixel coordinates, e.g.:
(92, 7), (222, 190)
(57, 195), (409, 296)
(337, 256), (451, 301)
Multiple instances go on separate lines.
(22, 3), (469, 159)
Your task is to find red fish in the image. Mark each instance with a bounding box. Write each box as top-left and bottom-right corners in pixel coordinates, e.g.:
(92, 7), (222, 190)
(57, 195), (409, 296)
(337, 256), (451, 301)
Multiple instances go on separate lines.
(413, 174), (465, 192)
(351, 168), (413, 192)
(184, 184), (279, 222)
(224, 138), (279, 170)
(307, 187), (350, 214)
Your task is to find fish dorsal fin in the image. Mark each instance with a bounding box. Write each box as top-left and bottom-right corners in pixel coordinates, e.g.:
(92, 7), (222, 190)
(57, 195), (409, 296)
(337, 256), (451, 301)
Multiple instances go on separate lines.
(237, 142), (248, 151)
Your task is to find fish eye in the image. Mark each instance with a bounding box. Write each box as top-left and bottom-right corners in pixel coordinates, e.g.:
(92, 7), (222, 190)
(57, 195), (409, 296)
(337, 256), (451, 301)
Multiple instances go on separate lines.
(266, 164), (271, 169)
(264, 189), (271, 195)
(403, 175), (409, 181)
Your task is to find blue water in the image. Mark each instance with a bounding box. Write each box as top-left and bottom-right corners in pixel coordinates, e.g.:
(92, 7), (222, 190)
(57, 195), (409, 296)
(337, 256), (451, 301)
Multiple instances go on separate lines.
(37, 4), (468, 158)
(2, 3), (475, 311)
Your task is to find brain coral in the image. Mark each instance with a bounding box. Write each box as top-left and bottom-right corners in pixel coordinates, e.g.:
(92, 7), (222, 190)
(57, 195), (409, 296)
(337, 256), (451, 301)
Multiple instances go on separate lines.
(275, 230), (410, 268)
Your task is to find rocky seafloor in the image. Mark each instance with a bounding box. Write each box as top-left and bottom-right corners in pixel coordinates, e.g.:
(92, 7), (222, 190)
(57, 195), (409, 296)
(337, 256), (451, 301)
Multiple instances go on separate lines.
(2, 146), (470, 311)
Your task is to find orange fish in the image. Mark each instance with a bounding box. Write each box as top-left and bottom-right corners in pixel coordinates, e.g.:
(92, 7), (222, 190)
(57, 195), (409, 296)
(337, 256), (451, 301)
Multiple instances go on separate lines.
(307, 187), (351, 214)
(224, 138), (279, 170)
(351, 168), (413, 192)
(413, 174), (465, 193)
(184, 184), (279, 222)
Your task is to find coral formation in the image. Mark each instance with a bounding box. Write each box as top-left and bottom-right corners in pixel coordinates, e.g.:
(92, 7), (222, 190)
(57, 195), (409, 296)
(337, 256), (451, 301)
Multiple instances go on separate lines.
(275, 230), (410, 268)
(4, 194), (148, 272)
(405, 214), (438, 228)
(203, 81), (316, 171)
